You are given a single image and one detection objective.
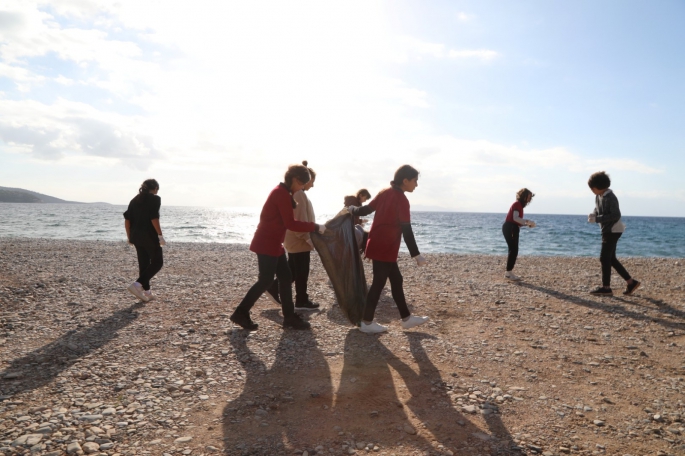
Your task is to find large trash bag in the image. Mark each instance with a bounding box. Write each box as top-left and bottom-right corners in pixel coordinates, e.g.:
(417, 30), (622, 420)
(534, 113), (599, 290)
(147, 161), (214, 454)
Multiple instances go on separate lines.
(310, 211), (367, 326)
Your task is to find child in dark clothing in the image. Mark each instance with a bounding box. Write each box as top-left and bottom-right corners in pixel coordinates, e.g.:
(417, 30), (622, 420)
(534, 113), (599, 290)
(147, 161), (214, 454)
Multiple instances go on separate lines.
(587, 171), (640, 296)
(348, 166), (428, 333)
(124, 179), (166, 302)
(230, 164), (326, 331)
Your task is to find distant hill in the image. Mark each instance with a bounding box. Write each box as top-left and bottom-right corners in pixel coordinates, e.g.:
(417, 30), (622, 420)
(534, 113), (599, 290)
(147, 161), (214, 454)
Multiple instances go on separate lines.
(0, 187), (81, 204)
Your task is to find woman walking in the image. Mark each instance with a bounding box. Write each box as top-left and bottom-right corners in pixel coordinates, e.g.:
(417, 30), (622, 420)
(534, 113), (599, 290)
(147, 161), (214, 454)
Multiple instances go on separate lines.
(124, 179), (166, 302)
(347, 165), (429, 333)
(230, 164), (326, 331)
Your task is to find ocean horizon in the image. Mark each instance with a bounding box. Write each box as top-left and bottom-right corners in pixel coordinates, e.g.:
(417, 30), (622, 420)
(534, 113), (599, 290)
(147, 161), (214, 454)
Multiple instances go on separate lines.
(1, 202), (684, 258)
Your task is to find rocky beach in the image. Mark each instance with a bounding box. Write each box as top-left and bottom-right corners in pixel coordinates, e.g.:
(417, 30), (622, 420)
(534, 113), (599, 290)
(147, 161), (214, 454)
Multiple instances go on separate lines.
(1, 238), (684, 456)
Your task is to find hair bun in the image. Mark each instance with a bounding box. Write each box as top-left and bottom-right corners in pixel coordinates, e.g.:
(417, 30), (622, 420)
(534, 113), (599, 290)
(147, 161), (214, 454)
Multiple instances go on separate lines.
(302, 160), (308, 166)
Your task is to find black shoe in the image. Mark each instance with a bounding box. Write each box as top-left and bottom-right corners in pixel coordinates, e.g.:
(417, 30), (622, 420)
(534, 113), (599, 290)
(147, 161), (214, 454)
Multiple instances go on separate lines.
(295, 300), (320, 311)
(589, 286), (613, 296)
(229, 311), (258, 330)
(283, 314), (311, 330)
(623, 280), (641, 296)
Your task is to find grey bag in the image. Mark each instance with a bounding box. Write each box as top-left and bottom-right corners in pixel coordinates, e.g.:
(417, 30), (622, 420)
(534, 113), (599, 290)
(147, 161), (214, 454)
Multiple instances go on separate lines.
(310, 212), (367, 326)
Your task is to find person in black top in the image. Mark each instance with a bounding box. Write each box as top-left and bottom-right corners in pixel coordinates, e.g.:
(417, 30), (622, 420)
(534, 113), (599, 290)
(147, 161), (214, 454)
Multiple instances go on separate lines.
(124, 179), (166, 302)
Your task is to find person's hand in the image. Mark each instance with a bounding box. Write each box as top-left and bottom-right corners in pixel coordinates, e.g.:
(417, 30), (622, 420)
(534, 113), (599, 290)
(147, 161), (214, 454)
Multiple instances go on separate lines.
(306, 239), (314, 249)
(526, 220), (536, 228)
(127, 238), (133, 246)
(588, 213), (596, 223)
(414, 254), (427, 266)
(318, 225), (326, 235)
(347, 206), (356, 214)
(158, 234), (167, 246)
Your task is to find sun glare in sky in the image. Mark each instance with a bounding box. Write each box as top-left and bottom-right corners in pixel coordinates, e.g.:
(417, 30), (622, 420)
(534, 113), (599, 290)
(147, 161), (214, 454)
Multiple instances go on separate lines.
(1, 0), (684, 216)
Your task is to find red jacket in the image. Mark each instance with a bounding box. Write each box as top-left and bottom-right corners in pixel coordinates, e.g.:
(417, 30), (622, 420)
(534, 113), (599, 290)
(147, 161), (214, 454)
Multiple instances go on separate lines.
(250, 184), (317, 256)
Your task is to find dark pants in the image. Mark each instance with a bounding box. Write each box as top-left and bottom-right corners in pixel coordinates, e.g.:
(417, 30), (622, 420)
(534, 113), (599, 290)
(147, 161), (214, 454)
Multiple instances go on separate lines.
(363, 260), (411, 322)
(134, 239), (163, 291)
(600, 233), (631, 287)
(502, 222), (520, 271)
(288, 251), (311, 304)
(235, 253), (295, 318)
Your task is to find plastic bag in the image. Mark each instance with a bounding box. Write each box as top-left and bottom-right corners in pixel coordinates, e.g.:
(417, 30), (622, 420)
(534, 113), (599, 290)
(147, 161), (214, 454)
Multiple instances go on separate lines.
(310, 211), (367, 325)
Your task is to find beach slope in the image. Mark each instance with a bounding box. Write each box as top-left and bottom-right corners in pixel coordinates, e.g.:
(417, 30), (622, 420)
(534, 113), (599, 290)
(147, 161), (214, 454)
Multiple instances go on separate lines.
(0, 239), (684, 455)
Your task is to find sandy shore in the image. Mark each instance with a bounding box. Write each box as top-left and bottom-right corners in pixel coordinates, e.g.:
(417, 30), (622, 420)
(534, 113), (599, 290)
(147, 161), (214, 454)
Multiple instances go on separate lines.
(1, 238), (684, 456)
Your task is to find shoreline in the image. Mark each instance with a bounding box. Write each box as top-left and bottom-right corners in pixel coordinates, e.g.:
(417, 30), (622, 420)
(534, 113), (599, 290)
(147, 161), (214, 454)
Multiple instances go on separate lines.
(1, 236), (684, 260)
(1, 238), (684, 455)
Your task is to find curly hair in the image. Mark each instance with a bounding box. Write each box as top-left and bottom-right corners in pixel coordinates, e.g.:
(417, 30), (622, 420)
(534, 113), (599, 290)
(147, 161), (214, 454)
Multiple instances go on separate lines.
(516, 188), (535, 208)
(588, 171), (611, 190)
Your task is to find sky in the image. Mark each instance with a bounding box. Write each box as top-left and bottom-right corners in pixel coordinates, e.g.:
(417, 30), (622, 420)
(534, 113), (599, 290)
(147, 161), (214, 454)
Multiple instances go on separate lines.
(1, 0), (684, 216)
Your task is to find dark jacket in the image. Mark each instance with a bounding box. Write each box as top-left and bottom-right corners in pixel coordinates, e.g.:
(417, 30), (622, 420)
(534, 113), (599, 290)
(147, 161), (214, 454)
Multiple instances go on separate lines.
(124, 193), (161, 244)
(593, 189), (621, 235)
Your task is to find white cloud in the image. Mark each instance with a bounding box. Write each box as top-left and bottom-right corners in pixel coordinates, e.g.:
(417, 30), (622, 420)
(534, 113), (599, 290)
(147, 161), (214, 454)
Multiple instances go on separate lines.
(395, 36), (500, 62)
(0, 98), (158, 168)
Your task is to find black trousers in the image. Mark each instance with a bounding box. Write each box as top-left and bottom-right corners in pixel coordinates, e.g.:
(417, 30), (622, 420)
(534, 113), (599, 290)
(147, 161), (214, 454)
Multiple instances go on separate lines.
(363, 260), (411, 322)
(133, 238), (163, 291)
(600, 233), (631, 287)
(502, 222), (520, 271)
(288, 251), (311, 304)
(235, 253), (295, 318)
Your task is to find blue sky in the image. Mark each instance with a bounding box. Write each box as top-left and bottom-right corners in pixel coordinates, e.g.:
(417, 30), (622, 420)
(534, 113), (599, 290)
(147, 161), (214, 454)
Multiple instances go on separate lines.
(1, 0), (684, 216)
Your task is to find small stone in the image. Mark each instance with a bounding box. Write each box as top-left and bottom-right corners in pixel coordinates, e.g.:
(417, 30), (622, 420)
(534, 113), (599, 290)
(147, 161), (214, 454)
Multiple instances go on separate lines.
(462, 405), (477, 414)
(175, 436), (193, 443)
(593, 420), (605, 426)
(67, 442), (82, 454)
(82, 442), (100, 454)
(102, 408), (116, 415)
(403, 424), (417, 435)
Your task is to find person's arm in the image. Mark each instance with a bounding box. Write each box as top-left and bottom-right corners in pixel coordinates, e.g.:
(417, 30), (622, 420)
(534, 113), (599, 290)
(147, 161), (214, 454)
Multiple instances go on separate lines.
(595, 194), (621, 224)
(277, 192), (318, 232)
(512, 210), (527, 225)
(401, 223), (420, 257)
(349, 204), (375, 217)
(292, 192), (311, 241)
(151, 219), (162, 235)
(125, 219), (131, 242)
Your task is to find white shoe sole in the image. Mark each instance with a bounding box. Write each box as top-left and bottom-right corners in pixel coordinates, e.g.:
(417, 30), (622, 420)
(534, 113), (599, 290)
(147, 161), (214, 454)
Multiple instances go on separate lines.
(402, 318), (429, 330)
(127, 284), (149, 302)
(505, 275), (522, 281)
(359, 325), (388, 334)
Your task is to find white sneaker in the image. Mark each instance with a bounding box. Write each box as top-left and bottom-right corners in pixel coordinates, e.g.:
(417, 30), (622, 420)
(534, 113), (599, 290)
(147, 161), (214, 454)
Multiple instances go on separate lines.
(401, 315), (429, 329)
(127, 282), (149, 302)
(143, 290), (155, 301)
(359, 321), (388, 334)
(505, 271), (522, 281)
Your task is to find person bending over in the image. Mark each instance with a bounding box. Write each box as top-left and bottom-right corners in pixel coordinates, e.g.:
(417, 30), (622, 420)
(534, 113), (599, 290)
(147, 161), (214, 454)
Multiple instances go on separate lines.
(502, 188), (536, 281)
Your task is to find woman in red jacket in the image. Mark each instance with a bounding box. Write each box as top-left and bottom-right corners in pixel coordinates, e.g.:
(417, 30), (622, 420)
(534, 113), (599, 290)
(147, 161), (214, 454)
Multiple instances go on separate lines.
(230, 164), (326, 331)
(348, 165), (429, 334)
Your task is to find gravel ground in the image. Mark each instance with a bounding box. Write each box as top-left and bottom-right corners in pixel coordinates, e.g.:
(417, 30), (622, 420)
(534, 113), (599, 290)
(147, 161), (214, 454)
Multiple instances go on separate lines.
(1, 238), (684, 456)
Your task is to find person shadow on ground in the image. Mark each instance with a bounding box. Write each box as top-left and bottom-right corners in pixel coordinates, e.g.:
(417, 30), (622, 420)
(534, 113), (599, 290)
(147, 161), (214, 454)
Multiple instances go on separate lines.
(221, 319), (333, 456)
(334, 329), (517, 455)
(0, 304), (141, 398)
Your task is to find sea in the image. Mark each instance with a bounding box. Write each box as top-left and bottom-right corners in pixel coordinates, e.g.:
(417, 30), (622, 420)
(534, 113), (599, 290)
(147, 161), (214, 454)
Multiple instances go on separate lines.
(1, 203), (684, 258)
